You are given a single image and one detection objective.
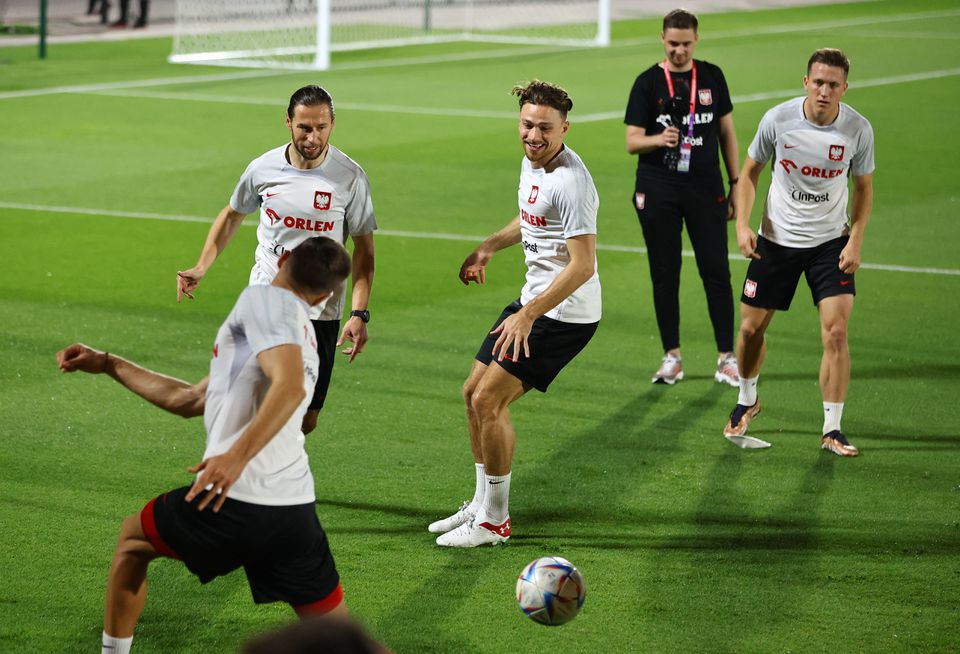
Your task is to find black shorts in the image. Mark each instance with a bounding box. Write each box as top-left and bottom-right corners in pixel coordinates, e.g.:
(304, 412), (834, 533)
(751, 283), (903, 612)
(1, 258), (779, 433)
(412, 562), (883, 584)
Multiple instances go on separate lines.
(309, 320), (339, 411)
(141, 486), (340, 606)
(741, 235), (856, 311)
(475, 300), (598, 392)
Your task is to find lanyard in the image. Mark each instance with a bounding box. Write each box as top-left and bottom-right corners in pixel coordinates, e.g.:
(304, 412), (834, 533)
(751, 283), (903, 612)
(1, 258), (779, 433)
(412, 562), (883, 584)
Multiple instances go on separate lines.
(662, 60), (697, 141)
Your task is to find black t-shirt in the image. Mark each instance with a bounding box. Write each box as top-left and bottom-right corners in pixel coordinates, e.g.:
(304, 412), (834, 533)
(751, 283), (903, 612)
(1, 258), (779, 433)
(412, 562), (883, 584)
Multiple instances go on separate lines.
(624, 59), (733, 179)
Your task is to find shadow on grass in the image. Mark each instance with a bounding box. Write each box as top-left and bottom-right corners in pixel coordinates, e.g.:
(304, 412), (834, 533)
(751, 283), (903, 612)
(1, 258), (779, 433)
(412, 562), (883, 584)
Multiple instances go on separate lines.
(316, 498), (438, 522)
(367, 385), (723, 649)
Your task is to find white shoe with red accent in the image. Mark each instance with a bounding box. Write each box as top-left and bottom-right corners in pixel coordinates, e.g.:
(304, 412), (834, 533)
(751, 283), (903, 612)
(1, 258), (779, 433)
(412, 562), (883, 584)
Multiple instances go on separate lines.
(427, 501), (476, 534)
(435, 515), (511, 548)
(714, 354), (740, 387)
(652, 354), (683, 385)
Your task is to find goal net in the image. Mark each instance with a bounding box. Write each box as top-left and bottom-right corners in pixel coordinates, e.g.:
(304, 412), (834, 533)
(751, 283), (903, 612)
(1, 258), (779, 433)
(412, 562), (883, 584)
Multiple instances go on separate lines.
(170, 0), (610, 70)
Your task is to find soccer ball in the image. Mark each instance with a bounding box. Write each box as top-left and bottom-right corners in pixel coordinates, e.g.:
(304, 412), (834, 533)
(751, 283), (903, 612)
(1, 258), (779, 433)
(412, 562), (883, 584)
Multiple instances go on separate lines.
(515, 556), (586, 626)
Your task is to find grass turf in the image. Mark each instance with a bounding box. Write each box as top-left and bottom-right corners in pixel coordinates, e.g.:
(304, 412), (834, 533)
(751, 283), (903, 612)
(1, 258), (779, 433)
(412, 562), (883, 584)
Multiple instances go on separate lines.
(1, 1), (959, 651)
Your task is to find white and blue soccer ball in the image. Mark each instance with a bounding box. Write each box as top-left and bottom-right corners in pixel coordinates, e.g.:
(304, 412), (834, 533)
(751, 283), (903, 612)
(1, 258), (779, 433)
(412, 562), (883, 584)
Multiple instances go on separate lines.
(516, 556), (586, 626)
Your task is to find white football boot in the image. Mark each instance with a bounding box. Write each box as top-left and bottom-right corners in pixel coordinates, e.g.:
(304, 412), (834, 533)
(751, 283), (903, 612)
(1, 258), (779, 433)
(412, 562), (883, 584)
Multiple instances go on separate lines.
(435, 514), (511, 548)
(427, 501), (476, 534)
(652, 353), (683, 384)
(714, 353), (740, 387)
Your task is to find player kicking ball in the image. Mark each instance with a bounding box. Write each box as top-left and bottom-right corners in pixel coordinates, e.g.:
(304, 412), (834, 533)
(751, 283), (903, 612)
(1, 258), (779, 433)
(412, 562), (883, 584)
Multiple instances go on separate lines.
(58, 238), (352, 654)
(723, 48), (875, 456)
(430, 81), (602, 547)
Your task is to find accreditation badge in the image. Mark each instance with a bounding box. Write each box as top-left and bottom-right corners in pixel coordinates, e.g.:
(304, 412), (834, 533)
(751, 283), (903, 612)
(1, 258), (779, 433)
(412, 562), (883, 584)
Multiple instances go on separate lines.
(677, 142), (692, 173)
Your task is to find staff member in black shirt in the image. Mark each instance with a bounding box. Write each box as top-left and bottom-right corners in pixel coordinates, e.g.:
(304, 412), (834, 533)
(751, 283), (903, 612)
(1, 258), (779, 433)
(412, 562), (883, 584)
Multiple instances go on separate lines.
(625, 8), (740, 387)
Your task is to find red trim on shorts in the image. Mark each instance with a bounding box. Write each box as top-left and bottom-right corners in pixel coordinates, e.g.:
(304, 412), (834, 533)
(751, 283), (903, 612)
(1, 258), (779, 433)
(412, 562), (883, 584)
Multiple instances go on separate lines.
(140, 496), (181, 560)
(293, 582), (344, 617)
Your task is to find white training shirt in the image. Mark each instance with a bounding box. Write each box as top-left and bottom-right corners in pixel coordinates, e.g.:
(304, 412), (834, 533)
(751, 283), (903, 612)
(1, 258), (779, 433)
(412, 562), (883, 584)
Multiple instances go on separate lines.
(517, 146), (602, 323)
(202, 284), (319, 506)
(748, 97), (875, 248)
(230, 144), (377, 320)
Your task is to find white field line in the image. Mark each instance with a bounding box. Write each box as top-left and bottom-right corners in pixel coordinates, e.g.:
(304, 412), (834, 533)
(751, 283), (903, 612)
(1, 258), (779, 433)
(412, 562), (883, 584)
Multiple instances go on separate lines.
(68, 66), (960, 123)
(81, 88), (521, 120)
(2, 9), (959, 102)
(2, 201), (957, 277)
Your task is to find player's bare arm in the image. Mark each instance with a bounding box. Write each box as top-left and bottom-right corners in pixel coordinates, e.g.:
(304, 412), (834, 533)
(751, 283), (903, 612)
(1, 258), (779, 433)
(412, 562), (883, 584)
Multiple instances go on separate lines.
(625, 124), (680, 155)
(186, 343), (305, 512)
(56, 343), (208, 418)
(840, 172), (873, 274)
(491, 234), (596, 361)
(177, 205), (247, 302)
(718, 112), (740, 219)
(734, 156), (764, 260)
(459, 216), (523, 285)
(337, 232), (375, 362)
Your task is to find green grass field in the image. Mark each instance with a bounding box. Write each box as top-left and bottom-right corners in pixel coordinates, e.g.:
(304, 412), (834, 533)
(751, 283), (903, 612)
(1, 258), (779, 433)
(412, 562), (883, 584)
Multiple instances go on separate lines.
(2, 1), (959, 651)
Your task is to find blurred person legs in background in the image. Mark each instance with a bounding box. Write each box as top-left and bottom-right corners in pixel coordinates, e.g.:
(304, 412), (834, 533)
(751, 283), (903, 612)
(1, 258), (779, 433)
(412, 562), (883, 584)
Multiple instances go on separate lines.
(111, 0), (148, 28)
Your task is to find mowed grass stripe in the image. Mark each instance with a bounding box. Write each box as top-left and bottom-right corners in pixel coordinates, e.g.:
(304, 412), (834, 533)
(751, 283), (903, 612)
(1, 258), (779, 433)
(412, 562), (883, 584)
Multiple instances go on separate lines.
(2, 202), (958, 277)
(2, 8), (958, 101)
(33, 66), (958, 124)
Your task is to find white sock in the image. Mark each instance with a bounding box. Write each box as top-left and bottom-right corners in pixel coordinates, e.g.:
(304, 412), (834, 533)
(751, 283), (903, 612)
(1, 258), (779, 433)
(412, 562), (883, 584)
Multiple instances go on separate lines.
(823, 402), (844, 435)
(480, 472), (511, 525)
(102, 632), (133, 654)
(738, 375), (759, 406)
(467, 463), (485, 511)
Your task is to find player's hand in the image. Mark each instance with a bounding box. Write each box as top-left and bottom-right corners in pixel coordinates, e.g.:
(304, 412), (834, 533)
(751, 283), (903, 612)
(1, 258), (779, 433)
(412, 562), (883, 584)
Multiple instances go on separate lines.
(459, 248), (492, 285)
(660, 127), (680, 149)
(490, 311), (533, 362)
(736, 225), (760, 260)
(185, 452), (245, 512)
(176, 267), (205, 303)
(56, 343), (108, 374)
(838, 241), (861, 274)
(726, 191), (737, 222)
(337, 317), (368, 363)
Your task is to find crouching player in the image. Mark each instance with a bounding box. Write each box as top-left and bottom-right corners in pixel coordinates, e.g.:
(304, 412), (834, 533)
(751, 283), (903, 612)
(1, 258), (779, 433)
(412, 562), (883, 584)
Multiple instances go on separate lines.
(57, 237), (352, 654)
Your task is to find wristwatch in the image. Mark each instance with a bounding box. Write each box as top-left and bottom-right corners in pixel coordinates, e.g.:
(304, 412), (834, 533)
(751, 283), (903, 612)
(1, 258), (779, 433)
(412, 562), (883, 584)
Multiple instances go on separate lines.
(350, 309), (370, 323)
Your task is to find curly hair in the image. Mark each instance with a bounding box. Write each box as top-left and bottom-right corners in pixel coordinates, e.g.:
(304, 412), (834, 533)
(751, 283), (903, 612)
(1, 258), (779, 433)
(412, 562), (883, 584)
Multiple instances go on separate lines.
(511, 80), (574, 120)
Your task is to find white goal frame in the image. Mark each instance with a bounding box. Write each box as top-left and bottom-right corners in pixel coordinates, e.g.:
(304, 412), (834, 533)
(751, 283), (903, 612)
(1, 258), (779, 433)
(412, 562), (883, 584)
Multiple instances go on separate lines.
(169, 0), (611, 71)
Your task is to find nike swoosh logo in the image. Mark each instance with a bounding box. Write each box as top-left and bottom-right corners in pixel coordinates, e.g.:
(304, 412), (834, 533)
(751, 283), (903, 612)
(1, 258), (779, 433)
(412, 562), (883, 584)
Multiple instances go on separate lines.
(784, 144), (799, 149)
(266, 192), (280, 197)
(489, 480), (505, 485)
(839, 280), (851, 285)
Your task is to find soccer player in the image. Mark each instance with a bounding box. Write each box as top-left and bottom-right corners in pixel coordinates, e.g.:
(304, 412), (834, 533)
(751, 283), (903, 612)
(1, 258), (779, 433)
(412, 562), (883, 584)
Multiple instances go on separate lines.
(177, 85), (377, 436)
(430, 80), (602, 548)
(723, 48), (875, 456)
(624, 8), (740, 386)
(57, 238), (352, 654)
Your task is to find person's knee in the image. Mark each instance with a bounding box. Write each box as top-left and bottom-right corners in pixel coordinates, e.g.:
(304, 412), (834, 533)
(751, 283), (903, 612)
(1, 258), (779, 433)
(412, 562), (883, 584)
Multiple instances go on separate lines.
(821, 320), (848, 353)
(738, 318), (765, 343)
(470, 387), (504, 423)
(462, 377), (477, 408)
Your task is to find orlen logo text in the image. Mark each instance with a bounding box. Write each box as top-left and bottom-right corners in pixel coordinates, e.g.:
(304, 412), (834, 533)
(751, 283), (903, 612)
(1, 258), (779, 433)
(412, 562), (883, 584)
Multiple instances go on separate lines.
(778, 159), (845, 178)
(520, 209), (546, 228)
(265, 208), (335, 232)
(791, 190), (830, 203)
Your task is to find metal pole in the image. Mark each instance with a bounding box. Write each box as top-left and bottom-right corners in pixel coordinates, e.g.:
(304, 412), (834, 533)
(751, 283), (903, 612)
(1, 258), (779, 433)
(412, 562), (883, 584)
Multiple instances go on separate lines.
(315, 0), (330, 70)
(424, 0), (431, 33)
(38, 0), (47, 59)
(596, 0), (610, 47)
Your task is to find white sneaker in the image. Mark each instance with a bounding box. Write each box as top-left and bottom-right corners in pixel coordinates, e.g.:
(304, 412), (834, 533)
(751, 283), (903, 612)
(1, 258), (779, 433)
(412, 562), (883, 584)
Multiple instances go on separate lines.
(652, 354), (683, 384)
(427, 501), (477, 534)
(435, 515), (511, 548)
(714, 354), (740, 387)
